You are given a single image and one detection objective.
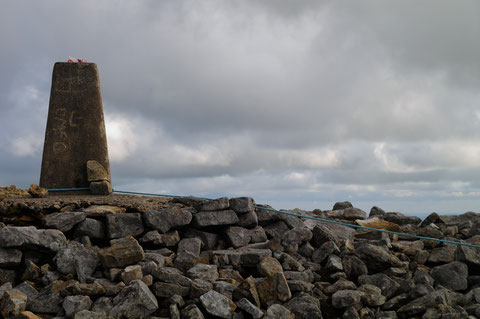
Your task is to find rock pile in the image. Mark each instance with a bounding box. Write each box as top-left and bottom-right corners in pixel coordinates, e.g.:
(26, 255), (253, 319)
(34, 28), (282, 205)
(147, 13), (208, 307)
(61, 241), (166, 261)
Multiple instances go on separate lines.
(0, 186), (30, 199)
(2, 195), (480, 318)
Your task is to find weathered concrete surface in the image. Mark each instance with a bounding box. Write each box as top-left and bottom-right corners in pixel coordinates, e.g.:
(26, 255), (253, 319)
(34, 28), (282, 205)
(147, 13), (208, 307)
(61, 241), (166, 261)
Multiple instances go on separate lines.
(40, 62), (111, 190)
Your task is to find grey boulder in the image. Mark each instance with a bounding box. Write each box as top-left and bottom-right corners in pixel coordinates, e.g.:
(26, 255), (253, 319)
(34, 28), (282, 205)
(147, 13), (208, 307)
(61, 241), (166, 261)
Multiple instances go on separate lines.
(265, 304), (295, 319)
(63, 295), (93, 318)
(174, 238), (202, 271)
(111, 280), (158, 319)
(200, 290), (236, 319)
(42, 211), (86, 232)
(106, 213), (144, 239)
(0, 226), (67, 252)
(331, 289), (362, 308)
(143, 207), (193, 233)
(54, 241), (98, 283)
(192, 210), (239, 227)
(230, 197), (255, 213)
(284, 293), (323, 318)
(430, 261), (468, 291)
(74, 218), (105, 240)
(0, 248), (22, 267)
(186, 264), (219, 283)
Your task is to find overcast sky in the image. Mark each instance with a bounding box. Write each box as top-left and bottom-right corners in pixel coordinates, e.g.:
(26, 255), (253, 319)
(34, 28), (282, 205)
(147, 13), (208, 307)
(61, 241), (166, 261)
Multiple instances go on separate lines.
(1, 1), (479, 216)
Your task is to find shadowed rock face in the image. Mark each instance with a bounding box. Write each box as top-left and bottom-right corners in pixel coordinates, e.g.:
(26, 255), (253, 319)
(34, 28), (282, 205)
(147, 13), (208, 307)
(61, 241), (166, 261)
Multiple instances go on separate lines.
(40, 62), (110, 190)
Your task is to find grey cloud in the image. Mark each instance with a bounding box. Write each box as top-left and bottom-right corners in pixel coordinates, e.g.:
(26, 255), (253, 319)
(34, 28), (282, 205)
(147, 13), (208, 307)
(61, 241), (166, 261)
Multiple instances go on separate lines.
(1, 1), (480, 216)
(329, 1), (480, 88)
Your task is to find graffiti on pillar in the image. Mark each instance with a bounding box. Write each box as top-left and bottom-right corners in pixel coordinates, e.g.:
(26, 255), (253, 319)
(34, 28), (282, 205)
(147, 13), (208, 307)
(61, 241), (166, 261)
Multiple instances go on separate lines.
(52, 106), (69, 154)
(53, 142), (67, 154)
(69, 110), (83, 127)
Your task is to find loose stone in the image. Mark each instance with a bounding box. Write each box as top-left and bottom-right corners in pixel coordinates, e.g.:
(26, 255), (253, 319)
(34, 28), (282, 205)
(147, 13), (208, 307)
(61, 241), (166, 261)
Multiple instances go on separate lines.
(99, 236), (145, 268)
(42, 211), (86, 232)
(0, 289), (28, 318)
(237, 297), (264, 319)
(62, 295), (93, 318)
(192, 209), (239, 227)
(331, 289), (362, 308)
(143, 207), (193, 233)
(229, 197), (255, 213)
(0, 226), (67, 252)
(111, 280), (158, 319)
(200, 290), (236, 319)
(106, 213), (144, 239)
(0, 247), (22, 267)
(174, 237), (202, 271)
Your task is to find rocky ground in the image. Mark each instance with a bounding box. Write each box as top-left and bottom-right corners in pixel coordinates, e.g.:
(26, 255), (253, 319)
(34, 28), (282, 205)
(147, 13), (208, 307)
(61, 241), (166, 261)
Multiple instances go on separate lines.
(1, 189), (480, 318)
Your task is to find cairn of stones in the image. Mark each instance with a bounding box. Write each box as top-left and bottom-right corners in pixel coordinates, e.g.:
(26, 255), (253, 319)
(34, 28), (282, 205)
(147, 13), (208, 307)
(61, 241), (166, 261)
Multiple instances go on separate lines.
(1, 196), (480, 319)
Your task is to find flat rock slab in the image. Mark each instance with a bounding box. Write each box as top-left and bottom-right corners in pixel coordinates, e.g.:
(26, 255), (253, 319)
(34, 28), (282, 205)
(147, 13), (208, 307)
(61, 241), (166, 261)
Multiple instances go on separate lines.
(324, 207), (367, 221)
(0, 248), (22, 267)
(84, 205), (126, 216)
(143, 207), (193, 234)
(0, 226), (67, 252)
(197, 197), (230, 211)
(152, 282), (191, 297)
(42, 211), (86, 232)
(192, 210), (239, 227)
(0, 194), (172, 218)
(212, 249), (272, 267)
(355, 217), (400, 232)
(173, 197), (229, 211)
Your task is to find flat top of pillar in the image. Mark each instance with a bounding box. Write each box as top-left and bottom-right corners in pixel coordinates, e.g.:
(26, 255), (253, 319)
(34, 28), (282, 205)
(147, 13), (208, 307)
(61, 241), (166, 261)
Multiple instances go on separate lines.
(54, 62), (97, 69)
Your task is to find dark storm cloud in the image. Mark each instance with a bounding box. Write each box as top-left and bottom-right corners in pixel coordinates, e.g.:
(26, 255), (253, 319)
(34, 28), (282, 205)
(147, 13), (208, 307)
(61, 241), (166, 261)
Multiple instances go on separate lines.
(1, 0), (479, 214)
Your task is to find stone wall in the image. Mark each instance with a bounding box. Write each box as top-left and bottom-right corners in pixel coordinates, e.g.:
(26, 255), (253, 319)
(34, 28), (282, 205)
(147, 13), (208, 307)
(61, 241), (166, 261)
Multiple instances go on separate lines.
(1, 195), (480, 318)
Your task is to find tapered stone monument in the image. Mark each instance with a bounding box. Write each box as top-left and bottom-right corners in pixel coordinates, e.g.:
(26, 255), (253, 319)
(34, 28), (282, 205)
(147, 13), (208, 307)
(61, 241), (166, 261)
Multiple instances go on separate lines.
(40, 62), (111, 191)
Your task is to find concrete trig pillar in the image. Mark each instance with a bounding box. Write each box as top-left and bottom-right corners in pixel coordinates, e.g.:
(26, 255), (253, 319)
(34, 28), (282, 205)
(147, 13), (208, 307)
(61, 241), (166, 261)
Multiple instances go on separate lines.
(39, 62), (111, 191)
